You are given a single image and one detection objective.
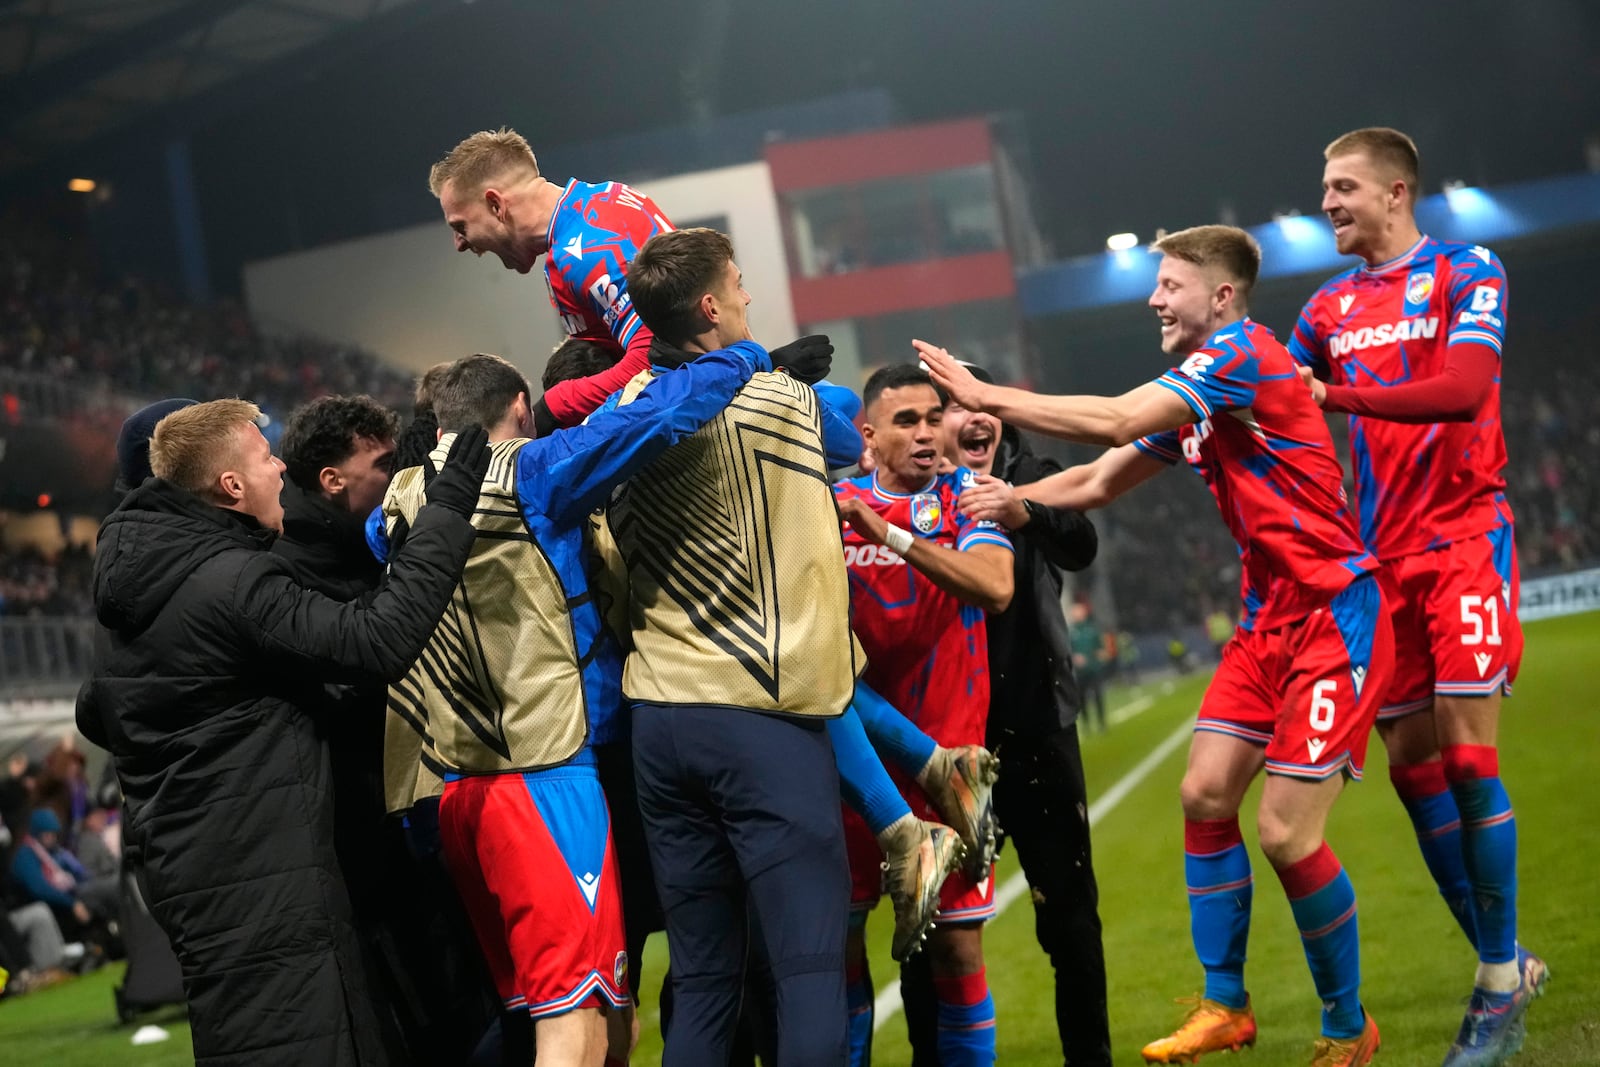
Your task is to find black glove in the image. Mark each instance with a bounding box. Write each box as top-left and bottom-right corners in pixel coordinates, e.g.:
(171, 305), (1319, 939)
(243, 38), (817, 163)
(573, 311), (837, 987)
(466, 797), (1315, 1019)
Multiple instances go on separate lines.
(425, 425), (490, 518)
(393, 409), (438, 473)
(770, 334), (833, 385)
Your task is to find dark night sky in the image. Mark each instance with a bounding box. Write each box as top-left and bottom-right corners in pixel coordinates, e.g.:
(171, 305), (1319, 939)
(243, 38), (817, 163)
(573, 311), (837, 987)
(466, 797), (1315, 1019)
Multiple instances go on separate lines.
(38, 0), (1600, 290)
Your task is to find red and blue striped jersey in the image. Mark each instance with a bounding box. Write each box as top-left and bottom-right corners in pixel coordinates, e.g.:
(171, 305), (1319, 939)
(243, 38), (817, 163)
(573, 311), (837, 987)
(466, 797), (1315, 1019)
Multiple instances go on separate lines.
(538, 179), (674, 426)
(1287, 236), (1512, 560)
(834, 469), (1011, 747)
(1135, 319), (1375, 632)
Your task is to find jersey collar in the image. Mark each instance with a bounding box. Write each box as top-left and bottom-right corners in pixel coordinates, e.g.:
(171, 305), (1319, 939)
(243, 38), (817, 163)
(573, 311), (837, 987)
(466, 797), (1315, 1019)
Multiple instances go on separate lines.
(1360, 234), (1429, 276)
(1203, 317), (1252, 349)
(544, 179), (578, 255)
(870, 471), (938, 502)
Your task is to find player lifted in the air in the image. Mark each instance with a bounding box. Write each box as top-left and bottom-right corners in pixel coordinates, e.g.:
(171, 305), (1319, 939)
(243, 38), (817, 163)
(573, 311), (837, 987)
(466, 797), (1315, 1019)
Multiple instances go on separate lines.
(430, 127), (673, 435)
(927, 225), (1392, 1067)
(1290, 126), (1546, 1067)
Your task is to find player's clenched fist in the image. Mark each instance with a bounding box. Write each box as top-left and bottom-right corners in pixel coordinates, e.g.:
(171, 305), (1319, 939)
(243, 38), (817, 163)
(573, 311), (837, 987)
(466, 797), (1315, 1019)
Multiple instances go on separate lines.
(838, 495), (891, 546)
(959, 474), (1027, 529)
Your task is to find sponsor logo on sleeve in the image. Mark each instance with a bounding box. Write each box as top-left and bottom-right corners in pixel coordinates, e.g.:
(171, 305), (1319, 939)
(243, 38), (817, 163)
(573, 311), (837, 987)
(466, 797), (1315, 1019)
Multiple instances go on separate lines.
(1177, 352), (1216, 381)
(588, 273), (632, 331)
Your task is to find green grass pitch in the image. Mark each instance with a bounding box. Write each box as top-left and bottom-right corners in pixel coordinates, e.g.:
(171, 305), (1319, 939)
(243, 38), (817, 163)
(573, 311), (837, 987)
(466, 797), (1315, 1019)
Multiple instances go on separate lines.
(3, 613), (1595, 1065)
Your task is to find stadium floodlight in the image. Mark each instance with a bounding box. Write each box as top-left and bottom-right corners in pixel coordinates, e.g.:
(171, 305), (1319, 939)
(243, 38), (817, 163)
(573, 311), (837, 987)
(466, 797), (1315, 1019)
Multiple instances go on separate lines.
(1105, 232), (1139, 252)
(1443, 179), (1488, 214)
(67, 178), (96, 193)
(1274, 210), (1321, 243)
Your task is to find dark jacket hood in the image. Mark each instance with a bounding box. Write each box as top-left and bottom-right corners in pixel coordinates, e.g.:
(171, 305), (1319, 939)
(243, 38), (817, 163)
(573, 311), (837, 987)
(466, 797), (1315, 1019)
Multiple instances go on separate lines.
(93, 478), (270, 634)
(992, 422), (1030, 481)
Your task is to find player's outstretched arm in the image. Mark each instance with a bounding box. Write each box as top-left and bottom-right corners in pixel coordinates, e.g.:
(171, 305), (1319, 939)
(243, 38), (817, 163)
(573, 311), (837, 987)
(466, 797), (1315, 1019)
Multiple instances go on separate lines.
(1013, 444), (1168, 512)
(838, 495), (1014, 613)
(956, 474), (1098, 571)
(916, 340), (1190, 446)
(233, 429), (489, 684)
(532, 335), (651, 437)
(520, 342), (767, 525)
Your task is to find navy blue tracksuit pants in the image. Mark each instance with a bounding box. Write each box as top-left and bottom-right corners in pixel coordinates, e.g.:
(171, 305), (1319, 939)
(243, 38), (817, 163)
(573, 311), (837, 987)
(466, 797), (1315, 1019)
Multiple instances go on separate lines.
(632, 702), (850, 1067)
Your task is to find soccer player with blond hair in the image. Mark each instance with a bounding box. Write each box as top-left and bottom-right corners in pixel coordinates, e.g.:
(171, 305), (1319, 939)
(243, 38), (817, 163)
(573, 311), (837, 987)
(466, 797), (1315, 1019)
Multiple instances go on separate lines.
(430, 127), (675, 435)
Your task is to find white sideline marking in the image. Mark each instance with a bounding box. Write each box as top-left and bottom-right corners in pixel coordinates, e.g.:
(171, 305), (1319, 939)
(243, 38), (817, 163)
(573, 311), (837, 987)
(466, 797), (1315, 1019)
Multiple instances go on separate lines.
(1108, 695), (1155, 726)
(873, 711), (1197, 1030)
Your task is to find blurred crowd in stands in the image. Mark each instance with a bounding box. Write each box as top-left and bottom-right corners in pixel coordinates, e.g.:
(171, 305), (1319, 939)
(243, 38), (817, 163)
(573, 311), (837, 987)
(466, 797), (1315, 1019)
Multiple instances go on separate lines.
(0, 217), (411, 434)
(1502, 361), (1598, 574)
(0, 545), (94, 619)
(0, 735), (123, 998)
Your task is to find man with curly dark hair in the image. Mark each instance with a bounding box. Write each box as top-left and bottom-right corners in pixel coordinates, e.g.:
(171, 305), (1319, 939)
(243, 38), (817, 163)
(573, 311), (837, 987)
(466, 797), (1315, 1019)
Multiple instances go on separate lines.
(279, 395), (400, 546)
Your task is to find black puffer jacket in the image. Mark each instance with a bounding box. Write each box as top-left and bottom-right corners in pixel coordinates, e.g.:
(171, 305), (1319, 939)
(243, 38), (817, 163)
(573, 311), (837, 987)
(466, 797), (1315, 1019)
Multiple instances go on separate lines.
(274, 481), (386, 603)
(76, 478), (474, 1066)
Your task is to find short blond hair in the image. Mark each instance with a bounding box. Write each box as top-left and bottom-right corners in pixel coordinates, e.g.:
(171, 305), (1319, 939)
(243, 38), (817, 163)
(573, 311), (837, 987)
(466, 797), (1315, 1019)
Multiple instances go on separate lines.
(1325, 127), (1420, 197)
(428, 127), (539, 197)
(149, 398), (260, 497)
(1153, 225), (1261, 296)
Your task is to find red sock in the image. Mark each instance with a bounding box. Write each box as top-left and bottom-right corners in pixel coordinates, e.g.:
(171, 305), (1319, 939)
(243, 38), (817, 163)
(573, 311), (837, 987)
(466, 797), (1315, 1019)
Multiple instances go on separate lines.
(932, 966), (989, 1006)
(1272, 842), (1342, 899)
(1389, 759), (1450, 801)
(1441, 744), (1499, 782)
(1185, 816), (1243, 855)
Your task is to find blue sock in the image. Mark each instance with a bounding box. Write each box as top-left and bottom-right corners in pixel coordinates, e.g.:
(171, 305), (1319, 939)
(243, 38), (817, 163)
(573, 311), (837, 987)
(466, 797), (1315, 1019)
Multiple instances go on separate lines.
(846, 955), (874, 1067)
(828, 703), (913, 835)
(933, 968), (997, 1066)
(1185, 818), (1253, 1009)
(853, 680), (938, 775)
(1275, 843), (1364, 1039)
(1390, 760), (1478, 948)
(1443, 744), (1518, 967)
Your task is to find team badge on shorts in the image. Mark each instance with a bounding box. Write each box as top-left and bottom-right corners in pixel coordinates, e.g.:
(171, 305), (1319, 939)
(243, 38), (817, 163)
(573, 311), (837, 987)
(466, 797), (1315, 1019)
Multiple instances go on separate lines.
(911, 493), (942, 534)
(1406, 271), (1434, 307)
(614, 950), (628, 991)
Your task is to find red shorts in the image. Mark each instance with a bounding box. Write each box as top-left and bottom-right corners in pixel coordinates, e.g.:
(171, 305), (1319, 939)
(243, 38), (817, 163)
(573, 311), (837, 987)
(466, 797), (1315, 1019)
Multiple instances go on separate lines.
(842, 784), (997, 925)
(1197, 574), (1394, 781)
(1379, 524), (1523, 718)
(440, 764), (629, 1018)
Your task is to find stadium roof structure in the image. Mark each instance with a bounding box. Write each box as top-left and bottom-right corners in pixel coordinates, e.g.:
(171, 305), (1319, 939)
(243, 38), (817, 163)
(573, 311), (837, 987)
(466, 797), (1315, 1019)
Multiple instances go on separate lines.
(0, 0), (454, 179)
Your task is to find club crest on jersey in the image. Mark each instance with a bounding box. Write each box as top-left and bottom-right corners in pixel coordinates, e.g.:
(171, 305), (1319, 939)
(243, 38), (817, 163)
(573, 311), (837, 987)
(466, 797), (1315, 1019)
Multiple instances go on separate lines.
(614, 950), (628, 991)
(1405, 271), (1435, 308)
(911, 493), (942, 534)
